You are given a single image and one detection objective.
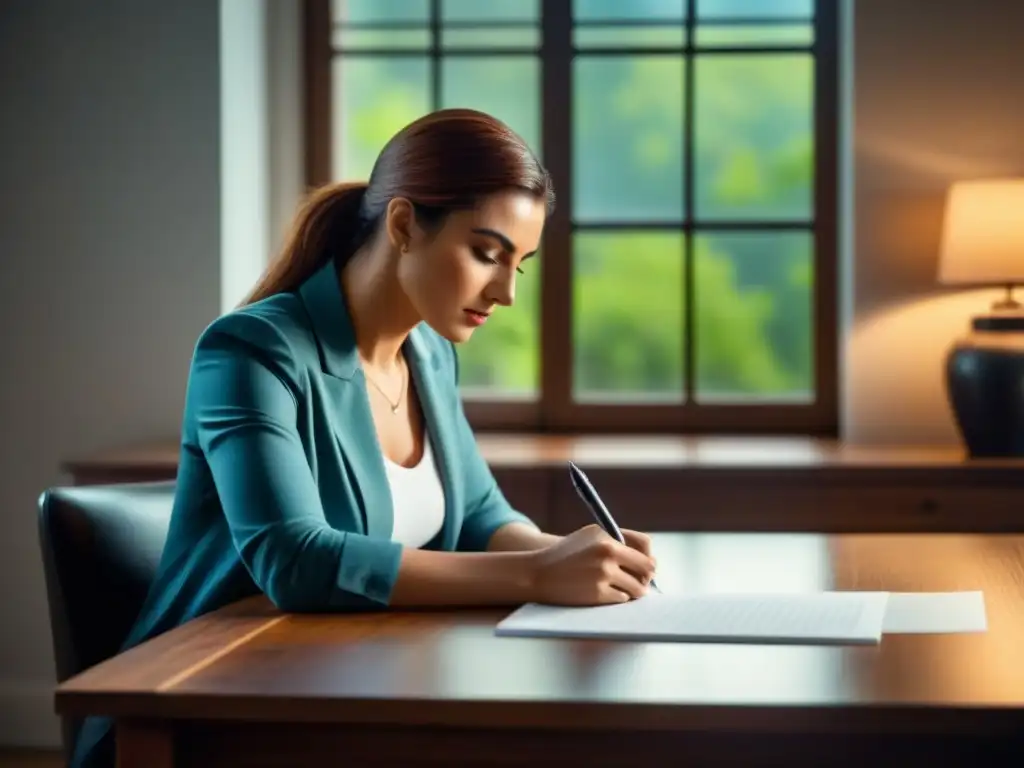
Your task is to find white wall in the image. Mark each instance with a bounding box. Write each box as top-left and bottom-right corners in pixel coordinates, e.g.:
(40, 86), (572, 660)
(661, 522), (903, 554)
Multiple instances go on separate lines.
(220, 0), (271, 312)
(0, 0), (304, 746)
(219, 0), (304, 311)
(0, 0), (221, 746)
(266, 0), (306, 281)
(844, 0), (1024, 445)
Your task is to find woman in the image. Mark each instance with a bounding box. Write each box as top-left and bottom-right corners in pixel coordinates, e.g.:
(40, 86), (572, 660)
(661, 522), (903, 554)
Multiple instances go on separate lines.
(71, 108), (656, 767)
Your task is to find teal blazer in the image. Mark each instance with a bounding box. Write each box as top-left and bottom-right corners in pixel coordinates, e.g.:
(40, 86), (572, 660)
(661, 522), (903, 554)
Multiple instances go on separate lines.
(70, 259), (537, 767)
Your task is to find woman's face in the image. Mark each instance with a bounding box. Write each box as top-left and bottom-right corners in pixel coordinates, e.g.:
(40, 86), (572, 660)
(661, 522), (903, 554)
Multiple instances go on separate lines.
(393, 190), (547, 343)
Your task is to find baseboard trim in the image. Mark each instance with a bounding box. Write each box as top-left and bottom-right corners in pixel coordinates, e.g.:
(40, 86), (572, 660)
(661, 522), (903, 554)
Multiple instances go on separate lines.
(0, 681), (61, 748)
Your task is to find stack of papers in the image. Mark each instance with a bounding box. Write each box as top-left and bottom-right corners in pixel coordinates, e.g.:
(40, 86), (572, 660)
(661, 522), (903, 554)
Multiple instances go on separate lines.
(495, 591), (986, 646)
(883, 591), (987, 634)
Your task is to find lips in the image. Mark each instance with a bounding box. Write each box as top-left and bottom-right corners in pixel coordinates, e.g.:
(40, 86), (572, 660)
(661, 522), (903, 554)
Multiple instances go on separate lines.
(464, 309), (491, 326)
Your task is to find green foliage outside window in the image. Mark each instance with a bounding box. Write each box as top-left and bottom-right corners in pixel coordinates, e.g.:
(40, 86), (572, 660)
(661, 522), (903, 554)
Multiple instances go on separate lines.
(332, 0), (818, 403)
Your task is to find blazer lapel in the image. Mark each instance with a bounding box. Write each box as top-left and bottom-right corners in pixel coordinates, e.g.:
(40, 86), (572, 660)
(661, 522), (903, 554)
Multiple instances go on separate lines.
(405, 327), (461, 551)
(297, 261), (393, 543)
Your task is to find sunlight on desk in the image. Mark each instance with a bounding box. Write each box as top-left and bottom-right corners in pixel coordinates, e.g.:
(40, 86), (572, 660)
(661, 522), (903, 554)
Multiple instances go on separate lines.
(651, 533), (833, 593)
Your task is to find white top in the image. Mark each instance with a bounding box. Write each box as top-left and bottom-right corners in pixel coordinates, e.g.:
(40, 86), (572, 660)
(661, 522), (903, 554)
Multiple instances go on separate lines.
(384, 438), (445, 549)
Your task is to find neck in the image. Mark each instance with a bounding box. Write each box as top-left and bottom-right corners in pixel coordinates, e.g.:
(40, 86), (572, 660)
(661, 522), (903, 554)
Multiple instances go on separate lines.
(340, 239), (420, 371)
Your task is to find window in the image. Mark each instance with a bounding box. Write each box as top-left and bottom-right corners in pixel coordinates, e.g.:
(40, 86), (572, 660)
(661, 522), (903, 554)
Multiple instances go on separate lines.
(304, 0), (839, 434)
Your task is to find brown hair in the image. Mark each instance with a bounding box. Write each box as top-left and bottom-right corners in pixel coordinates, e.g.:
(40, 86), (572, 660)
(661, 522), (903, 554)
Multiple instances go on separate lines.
(240, 108), (554, 306)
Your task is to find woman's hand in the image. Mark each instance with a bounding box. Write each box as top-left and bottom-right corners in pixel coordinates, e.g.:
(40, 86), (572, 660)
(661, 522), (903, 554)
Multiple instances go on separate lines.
(526, 524), (657, 606)
(621, 528), (653, 558)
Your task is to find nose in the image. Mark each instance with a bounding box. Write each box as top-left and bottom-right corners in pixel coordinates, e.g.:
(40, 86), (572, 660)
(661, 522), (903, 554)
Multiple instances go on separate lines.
(486, 269), (516, 308)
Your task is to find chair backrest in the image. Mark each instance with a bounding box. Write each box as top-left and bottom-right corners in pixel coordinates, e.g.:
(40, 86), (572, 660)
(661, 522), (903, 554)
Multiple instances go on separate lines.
(37, 480), (175, 755)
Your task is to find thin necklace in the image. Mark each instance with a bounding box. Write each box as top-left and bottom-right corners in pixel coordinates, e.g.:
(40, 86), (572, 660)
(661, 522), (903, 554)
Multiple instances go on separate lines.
(362, 359), (407, 414)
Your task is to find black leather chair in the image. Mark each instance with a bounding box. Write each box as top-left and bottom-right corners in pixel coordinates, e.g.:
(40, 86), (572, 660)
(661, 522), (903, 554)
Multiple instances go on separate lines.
(37, 480), (175, 759)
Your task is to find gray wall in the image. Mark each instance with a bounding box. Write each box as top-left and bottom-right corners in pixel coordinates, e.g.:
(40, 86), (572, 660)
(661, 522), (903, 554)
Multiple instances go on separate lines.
(0, 0), (221, 745)
(845, 0), (1024, 444)
(2, 0), (1024, 749)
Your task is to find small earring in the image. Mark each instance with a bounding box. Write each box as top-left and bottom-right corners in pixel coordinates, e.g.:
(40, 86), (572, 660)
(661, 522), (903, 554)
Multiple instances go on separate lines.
(401, 243), (409, 254)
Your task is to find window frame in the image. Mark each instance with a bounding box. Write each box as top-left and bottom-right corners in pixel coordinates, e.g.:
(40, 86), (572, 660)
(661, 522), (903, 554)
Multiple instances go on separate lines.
(303, 0), (840, 436)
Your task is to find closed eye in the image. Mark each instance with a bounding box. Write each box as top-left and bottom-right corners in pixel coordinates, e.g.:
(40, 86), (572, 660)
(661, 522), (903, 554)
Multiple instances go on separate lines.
(473, 247), (525, 274)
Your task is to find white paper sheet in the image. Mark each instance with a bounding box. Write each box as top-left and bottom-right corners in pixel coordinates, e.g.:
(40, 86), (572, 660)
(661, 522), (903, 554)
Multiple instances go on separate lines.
(495, 591), (890, 645)
(882, 591), (987, 634)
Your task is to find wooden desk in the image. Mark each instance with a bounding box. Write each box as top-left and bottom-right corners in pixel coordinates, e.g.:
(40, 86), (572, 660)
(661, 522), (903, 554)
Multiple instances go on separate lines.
(64, 435), (1024, 533)
(56, 532), (1024, 767)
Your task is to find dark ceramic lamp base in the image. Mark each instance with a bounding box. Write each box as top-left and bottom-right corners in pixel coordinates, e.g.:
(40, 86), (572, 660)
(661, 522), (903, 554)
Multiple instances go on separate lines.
(945, 313), (1024, 458)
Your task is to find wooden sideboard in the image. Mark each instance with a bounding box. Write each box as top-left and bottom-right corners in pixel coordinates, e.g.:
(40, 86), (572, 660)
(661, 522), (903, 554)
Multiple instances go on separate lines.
(63, 435), (1024, 534)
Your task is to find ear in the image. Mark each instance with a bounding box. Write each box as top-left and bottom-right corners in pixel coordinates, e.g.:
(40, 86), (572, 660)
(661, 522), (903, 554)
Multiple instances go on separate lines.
(383, 197), (417, 254)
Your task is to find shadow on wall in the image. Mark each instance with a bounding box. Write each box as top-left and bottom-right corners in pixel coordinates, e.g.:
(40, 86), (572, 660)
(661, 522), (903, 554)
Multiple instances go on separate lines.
(857, 131), (1020, 188)
(846, 287), (1006, 446)
(854, 134), (1019, 318)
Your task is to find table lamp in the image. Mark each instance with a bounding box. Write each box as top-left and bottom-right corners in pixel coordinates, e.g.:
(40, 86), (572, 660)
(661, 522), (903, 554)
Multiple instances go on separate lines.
(939, 177), (1024, 457)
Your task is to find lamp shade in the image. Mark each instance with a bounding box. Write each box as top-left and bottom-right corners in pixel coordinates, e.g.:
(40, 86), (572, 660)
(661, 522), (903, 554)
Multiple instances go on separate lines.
(938, 178), (1024, 285)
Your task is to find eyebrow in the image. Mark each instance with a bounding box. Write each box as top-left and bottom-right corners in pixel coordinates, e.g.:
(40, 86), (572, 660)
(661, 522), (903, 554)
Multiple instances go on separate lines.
(471, 227), (537, 259)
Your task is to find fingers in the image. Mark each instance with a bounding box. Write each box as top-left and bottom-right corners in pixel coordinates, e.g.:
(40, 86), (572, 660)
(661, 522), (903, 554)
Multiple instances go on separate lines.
(622, 529), (652, 557)
(599, 584), (633, 604)
(569, 527), (659, 604)
(593, 542), (652, 601)
(608, 539), (656, 584)
(605, 564), (649, 600)
(621, 530), (658, 587)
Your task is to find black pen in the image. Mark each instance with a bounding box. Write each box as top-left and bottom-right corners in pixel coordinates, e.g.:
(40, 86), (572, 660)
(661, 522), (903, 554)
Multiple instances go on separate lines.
(568, 461), (661, 593)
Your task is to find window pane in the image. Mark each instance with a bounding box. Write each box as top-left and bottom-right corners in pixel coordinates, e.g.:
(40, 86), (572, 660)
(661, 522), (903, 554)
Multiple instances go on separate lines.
(440, 56), (540, 397)
(442, 27), (539, 50)
(574, 57), (685, 222)
(574, 0), (686, 22)
(695, 24), (813, 47)
(694, 232), (812, 402)
(455, 258), (540, 398)
(440, 57), (540, 157)
(332, 0), (429, 24)
(333, 28), (431, 50)
(574, 26), (686, 48)
(332, 58), (430, 181)
(695, 55), (813, 220)
(574, 231), (684, 401)
(443, 0), (539, 23)
(697, 0), (812, 18)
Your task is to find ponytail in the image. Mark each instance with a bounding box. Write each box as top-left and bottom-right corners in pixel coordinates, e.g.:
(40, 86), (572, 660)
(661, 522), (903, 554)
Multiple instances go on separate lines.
(239, 181), (370, 307)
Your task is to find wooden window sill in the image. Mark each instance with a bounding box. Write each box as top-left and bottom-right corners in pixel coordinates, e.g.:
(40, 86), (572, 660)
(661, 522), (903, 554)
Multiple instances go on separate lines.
(63, 433), (1017, 478)
(62, 435), (1024, 535)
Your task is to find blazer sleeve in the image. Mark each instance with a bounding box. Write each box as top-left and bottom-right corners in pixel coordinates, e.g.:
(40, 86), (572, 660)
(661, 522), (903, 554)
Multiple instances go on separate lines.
(187, 312), (403, 612)
(446, 342), (540, 552)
